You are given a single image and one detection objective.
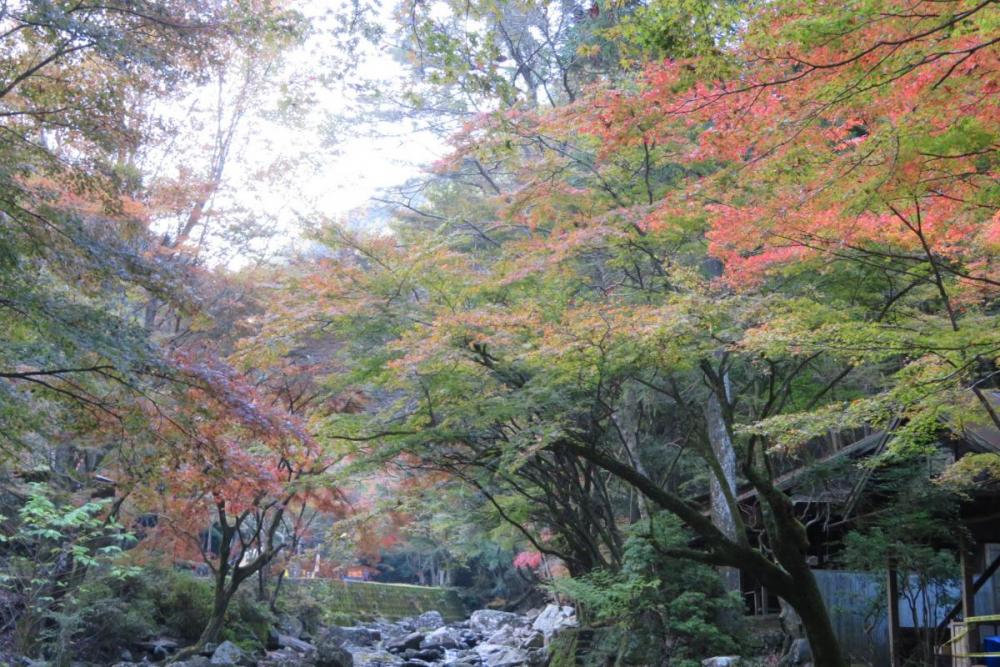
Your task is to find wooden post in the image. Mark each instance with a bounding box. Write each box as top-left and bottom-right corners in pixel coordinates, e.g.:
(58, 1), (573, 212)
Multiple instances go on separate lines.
(951, 620), (971, 667)
(961, 538), (979, 661)
(887, 559), (902, 667)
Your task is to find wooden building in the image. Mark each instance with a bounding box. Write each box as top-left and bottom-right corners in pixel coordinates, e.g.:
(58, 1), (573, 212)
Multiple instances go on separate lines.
(726, 412), (1000, 666)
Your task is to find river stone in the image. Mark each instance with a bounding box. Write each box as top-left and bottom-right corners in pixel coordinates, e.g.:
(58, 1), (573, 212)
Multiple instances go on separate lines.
(279, 615), (306, 639)
(260, 649), (313, 667)
(325, 626), (377, 647)
(414, 611), (445, 630)
(349, 648), (402, 667)
(421, 626), (461, 649)
(469, 610), (528, 635)
(173, 659), (211, 667)
(519, 631), (544, 650)
(485, 626), (517, 647)
(278, 634), (316, 653)
(387, 632), (425, 653)
(474, 643), (529, 667)
(316, 640), (354, 667)
(178, 659), (213, 667)
(530, 605), (577, 639)
(210, 641), (249, 666)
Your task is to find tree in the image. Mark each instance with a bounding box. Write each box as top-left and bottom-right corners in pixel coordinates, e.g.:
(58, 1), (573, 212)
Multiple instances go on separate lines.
(0, 0), (303, 453)
(126, 352), (339, 651)
(267, 3), (998, 667)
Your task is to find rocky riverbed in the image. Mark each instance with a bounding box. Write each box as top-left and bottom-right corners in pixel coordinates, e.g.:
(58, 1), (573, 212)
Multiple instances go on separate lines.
(115, 605), (579, 667)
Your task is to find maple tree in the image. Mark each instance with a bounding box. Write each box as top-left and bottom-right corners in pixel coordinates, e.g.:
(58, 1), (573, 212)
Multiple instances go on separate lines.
(264, 2), (998, 666)
(0, 0), (996, 663)
(120, 351), (343, 651)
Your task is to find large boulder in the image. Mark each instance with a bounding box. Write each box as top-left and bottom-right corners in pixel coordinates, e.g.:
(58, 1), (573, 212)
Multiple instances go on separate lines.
(530, 605), (576, 639)
(469, 610), (528, 636)
(278, 634), (317, 653)
(316, 641), (354, 667)
(474, 643), (529, 667)
(485, 626), (517, 647)
(324, 626), (377, 647)
(210, 641), (250, 666)
(279, 615), (306, 639)
(420, 626), (461, 650)
(316, 627), (357, 667)
(414, 611), (445, 630)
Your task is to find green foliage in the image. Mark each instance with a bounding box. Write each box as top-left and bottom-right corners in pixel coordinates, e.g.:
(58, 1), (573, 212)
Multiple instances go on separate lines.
(551, 514), (742, 667)
(0, 484), (137, 661)
(149, 570), (275, 648)
(608, 0), (746, 67)
(840, 458), (961, 665)
(45, 570), (158, 665)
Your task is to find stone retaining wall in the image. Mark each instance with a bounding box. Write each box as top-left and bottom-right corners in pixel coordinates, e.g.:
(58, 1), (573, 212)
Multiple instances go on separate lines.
(288, 579), (467, 622)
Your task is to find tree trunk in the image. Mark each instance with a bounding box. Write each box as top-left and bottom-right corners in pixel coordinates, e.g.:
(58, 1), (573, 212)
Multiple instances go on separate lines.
(784, 570), (846, 667)
(269, 568), (286, 613)
(198, 578), (233, 647)
(706, 386), (740, 596)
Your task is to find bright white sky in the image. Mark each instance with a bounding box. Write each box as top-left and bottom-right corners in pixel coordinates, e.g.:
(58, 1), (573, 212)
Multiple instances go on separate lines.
(151, 0), (448, 267)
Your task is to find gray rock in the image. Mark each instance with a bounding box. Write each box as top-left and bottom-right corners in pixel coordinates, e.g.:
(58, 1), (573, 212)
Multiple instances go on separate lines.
(474, 643), (529, 667)
(260, 649), (314, 667)
(173, 659), (212, 667)
(349, 648), (402, 667)
(530, 605), (577, 639)
(386, 632), (425, 653)
(469, 611), (528, 636)
(701, 658), (741, 667)
(410, 647), (445, 662)
(316, 641), (354, 667)
(420, 626), (461, 650)
(279, 615), (306, 638)
(526, 648), (547, 667)
(211, 641), (249, 666)
(278, 634), (317, 653)
(789, 638), (811, 664)
(139, 637), (180, 661)
(519, 632), (544, 650)
(414, 611), (445, 630)
(324, 626), (377, 647)
(373, 622), (409, 642)
(485, 626), (517, 647)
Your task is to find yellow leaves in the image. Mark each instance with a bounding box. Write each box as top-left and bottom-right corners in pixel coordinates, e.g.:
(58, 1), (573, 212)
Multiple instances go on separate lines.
(938, 453), (1000, 493)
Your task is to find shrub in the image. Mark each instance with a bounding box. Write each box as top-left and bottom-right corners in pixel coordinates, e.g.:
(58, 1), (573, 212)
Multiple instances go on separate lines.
(551, 513), (742, 667)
